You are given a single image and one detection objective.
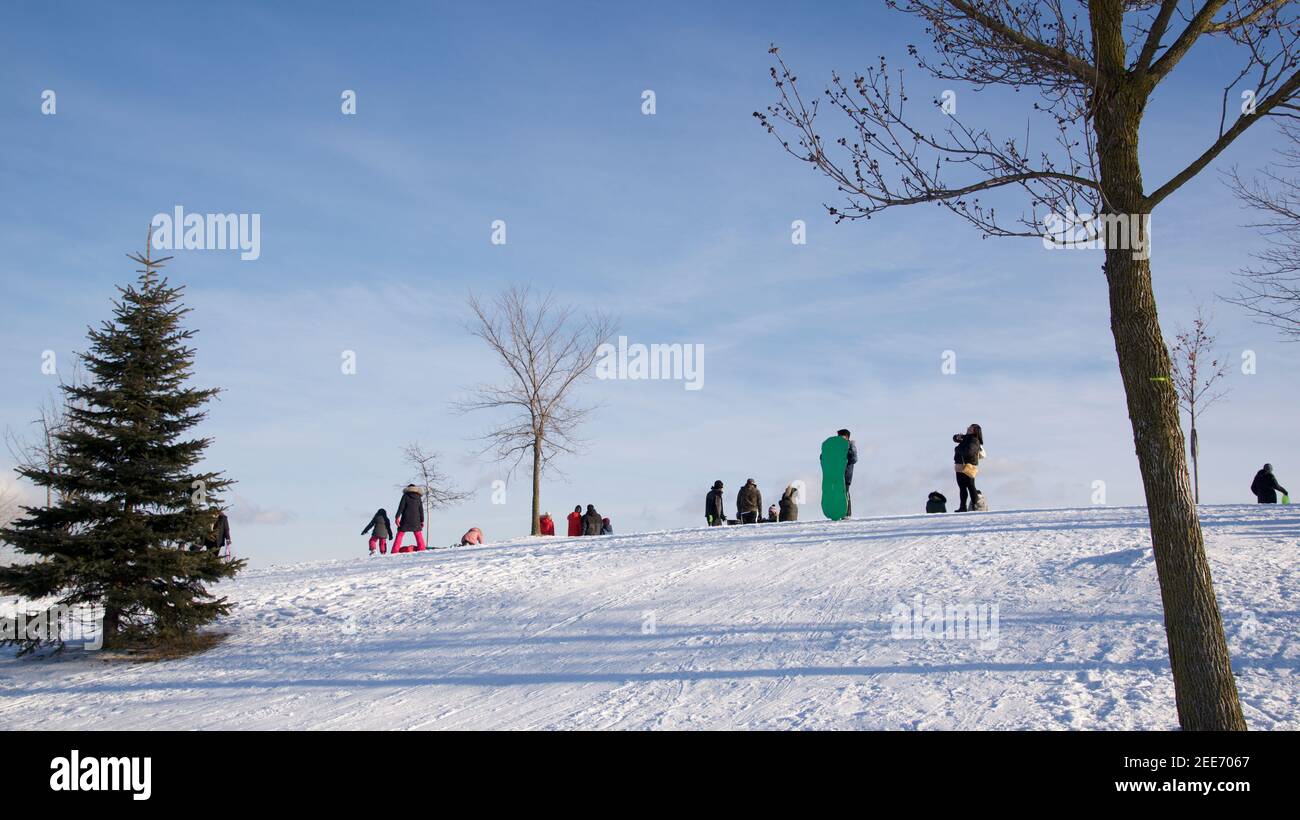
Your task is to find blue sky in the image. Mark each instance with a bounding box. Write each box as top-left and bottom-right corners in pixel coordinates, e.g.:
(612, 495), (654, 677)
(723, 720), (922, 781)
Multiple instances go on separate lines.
(1, 1), (1296, 566)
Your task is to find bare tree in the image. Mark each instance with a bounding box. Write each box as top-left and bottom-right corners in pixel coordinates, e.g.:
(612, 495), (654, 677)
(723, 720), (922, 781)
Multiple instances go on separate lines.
(1169, 307), (1231, 504)
(400, 443), (472, 548)
(456, 287), (615, 535)
(4, 365), (85, 511)
(756, 0), (1300, 730)
(1225, 122), (1300, 339)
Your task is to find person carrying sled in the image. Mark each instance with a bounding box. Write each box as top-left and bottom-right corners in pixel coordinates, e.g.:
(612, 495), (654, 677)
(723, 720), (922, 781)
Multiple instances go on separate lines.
(705, 480), (726, 526)
(539, 512), (556, 536)
(583, 504), (604, 536)
(952, 424), (984, 512)
(839, 429), (859, 516)
(779, 484), (799, 521)
(736, 479), (762, 524)
(567, 505), (584, 536)
(460, 527), (484, 546)
(362, 508), (393, 555)
(392, 484), (427, 552)
(1251, 464), (1289, 504)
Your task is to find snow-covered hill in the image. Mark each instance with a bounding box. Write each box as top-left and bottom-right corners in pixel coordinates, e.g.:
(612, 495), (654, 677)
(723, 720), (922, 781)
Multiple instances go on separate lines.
(1, 505), (1296, 730)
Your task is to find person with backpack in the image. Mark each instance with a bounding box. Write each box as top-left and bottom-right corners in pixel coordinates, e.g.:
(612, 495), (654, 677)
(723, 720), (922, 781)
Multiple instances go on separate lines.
(567, 505), (583, 536)
(926, 491), (948, 514)
(392, 484), (426, 552)
(952, 424), (984, 512)
(1251, 464), (1289, 504)
(362, 508), (393, 555)
(601, 517), (613, 535)
(736, 479), (762, 524)
(705, 480), (726, 526)
(539, 512), (556, 536)
(838, 429), (859, 516)
(779, 484), (799, 521)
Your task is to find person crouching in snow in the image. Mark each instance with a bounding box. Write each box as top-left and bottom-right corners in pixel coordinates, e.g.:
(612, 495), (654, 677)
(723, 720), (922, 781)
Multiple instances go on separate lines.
(460, 527), (484, 546)
(392, 484), (426, 552)
(567, 505), (583, 536)
(601, 517), (613, 535)
(362, 508), (393, 555)
(539, 512), (556, 535)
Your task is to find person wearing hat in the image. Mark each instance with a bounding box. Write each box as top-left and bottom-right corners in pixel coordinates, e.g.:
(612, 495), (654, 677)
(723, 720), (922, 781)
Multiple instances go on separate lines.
(392, 484), (427, 552)
(705, 480), (726, 526)
(1251, 464), (1289, 504)
(736, 479), (762, 524)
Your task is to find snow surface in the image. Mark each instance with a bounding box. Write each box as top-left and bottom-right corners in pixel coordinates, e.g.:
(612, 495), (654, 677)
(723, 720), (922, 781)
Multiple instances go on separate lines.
(1, 505), (1296, 730)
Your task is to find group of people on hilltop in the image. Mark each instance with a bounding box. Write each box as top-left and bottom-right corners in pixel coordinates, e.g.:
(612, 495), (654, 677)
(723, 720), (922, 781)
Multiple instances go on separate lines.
(564, 505), (613, 536)
(705, 478), (802, 525)
(362, 484), (487, 556)
(354, 435), (1284, 557)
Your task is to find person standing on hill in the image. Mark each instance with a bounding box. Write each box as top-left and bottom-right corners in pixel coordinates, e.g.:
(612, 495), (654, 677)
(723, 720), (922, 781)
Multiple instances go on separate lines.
(583, 504), (604, 535)
(736, 479), (763, 524)
(705, 480), (726, 526)
(1251, 464), (1289, 504)
(539, 512), (556, 536)
(838, 429), (858, 516)
(362, 508), (392, 555)
(201, 508), (233, 556)
(567, 505), (583, 536)
(392, 484), (427, 552)
(952, 424), (984, 512)
(601, 517), (613, 535)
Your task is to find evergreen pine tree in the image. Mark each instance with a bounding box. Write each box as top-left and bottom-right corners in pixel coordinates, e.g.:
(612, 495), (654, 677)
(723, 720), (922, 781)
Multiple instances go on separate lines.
(0, 242), (243, 648)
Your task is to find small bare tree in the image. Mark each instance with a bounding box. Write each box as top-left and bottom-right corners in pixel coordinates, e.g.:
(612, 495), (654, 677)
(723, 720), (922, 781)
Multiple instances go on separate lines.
(400, 443), (471, 547)
(1170, 307), (1231, 504)
(1225, 122), (1300, 339)
(4, 365), (85, 511)
(456, 287), (614, 535)
(755, 0), (1300, 730)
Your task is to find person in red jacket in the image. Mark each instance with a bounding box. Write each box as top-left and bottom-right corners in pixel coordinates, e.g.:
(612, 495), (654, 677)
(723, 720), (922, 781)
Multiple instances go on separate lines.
(566, 505), (583, 536)
(539, 512), (556, 536)
(460, 527), (484, 546)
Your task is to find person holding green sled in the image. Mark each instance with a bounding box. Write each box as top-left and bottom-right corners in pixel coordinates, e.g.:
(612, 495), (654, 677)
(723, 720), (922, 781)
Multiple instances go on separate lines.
(819, 430), (854, 521)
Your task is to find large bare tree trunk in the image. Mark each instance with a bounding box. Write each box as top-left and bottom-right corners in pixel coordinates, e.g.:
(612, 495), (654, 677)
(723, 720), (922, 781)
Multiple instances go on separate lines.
(1092, 19), (1246, 726)
(530, 434), (542, 536)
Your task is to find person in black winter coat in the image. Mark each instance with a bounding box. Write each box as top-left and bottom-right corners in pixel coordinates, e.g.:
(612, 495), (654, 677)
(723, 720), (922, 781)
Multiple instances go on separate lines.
(926, 491), (948, 514)
(362, 508), (393, 555)
(583, 504), (604, 535)
(838, 429), (858, 516)
(1251, 464), (1288, 504)
(952, 424), (984, 512)
(200, 509), (232, 554)
(392, 484), (427, 552)
(705, 480), (726, 526)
